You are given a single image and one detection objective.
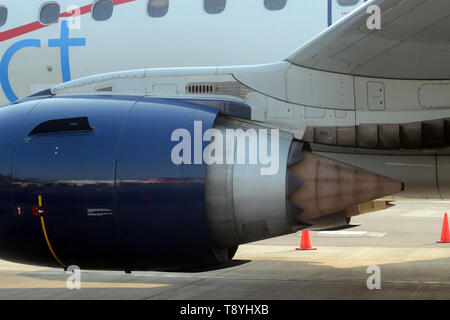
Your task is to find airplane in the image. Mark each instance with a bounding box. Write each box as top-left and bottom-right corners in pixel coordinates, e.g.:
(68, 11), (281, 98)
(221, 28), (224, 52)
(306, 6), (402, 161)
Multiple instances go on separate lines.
(0, 0), (449, 272)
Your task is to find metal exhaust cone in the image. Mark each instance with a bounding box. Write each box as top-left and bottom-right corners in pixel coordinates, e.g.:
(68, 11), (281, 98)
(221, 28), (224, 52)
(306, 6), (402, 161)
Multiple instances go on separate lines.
(287, 151), (403, 224)
(296, 230), (317, 250)
(437, 213), (450, 243)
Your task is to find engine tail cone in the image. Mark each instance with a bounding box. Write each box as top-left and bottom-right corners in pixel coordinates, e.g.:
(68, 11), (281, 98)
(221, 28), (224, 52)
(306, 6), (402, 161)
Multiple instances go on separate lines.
(287, 151), (404, 223)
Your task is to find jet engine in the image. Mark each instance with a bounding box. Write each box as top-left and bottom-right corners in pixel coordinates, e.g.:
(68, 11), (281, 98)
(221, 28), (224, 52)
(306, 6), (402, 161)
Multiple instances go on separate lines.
(0, 95), (402, 270)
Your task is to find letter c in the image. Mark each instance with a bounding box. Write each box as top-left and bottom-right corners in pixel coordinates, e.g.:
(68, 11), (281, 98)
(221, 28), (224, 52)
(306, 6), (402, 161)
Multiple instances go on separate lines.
(0, 39), (41, 103)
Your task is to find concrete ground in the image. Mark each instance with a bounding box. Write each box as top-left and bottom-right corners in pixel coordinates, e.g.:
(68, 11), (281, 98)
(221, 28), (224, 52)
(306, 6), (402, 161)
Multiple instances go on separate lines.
(0, 199), (449, 300)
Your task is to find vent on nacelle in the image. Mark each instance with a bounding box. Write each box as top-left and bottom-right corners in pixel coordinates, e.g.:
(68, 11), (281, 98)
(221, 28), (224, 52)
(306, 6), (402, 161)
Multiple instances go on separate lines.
(186, 83), (217, 95)
(96, 85), (113, 92)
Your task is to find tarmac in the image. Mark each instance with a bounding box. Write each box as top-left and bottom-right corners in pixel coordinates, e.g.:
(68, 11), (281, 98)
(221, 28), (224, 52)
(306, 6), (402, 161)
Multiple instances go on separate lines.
(0, 199), (449, 300)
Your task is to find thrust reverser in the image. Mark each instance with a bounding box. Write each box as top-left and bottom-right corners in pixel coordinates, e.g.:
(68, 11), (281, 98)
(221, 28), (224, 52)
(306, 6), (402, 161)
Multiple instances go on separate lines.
(0, 95), (403, 270)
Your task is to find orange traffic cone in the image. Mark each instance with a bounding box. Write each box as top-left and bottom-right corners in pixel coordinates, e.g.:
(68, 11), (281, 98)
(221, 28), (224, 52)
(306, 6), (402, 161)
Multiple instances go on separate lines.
(437, 213), (450, 243)
(296, 230), (317, 250)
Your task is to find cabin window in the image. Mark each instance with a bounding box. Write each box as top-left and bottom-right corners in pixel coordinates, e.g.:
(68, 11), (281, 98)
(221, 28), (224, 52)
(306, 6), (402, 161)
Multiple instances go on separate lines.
(147, 0), (169, 18)
(204, 0), (226, 14)
(92, 0), (114, 21)
(337, 0), (359, 6)
(0, 7), (7, 27)
(264, 0), (287, 11)
(39, 2), (60, 25)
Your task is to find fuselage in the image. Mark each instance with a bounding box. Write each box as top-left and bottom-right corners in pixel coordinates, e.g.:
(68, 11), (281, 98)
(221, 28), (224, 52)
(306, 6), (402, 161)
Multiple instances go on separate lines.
(0, 0), (367, 105)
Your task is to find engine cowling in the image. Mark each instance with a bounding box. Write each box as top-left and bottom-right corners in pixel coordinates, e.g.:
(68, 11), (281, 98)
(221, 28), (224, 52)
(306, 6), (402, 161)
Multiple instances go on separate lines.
(0, 95), (403, 271)
(204, 121), (403, 261)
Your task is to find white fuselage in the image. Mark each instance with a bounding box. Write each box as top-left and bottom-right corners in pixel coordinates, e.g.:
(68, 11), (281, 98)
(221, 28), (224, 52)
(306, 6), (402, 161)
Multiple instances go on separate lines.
(0, 0), (364, 105)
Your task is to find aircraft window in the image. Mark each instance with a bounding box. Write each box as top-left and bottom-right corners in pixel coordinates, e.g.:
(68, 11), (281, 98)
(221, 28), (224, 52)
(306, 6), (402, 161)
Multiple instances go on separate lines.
(264, 0), (287, 11)
(204, 0), (226, 14)
(92, 0), (114, 21)
(0, 7), (7, 27)
(337, 0), (359, 5)
(147, 0), (169, 18)
(39, 3), (60, 25)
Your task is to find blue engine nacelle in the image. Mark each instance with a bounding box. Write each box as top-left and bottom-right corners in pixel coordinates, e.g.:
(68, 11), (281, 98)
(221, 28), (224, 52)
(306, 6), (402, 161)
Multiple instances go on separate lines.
(0, 95), (223, 271)
(0, 95), (403, 271)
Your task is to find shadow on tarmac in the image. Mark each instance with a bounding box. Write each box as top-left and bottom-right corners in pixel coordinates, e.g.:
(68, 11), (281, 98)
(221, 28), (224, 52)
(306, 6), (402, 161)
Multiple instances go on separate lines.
(2, 253), (449, 299)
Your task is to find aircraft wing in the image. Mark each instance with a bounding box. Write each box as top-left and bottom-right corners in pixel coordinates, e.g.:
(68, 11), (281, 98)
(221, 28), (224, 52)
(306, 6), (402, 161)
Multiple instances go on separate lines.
(287, 0), (450, 80)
